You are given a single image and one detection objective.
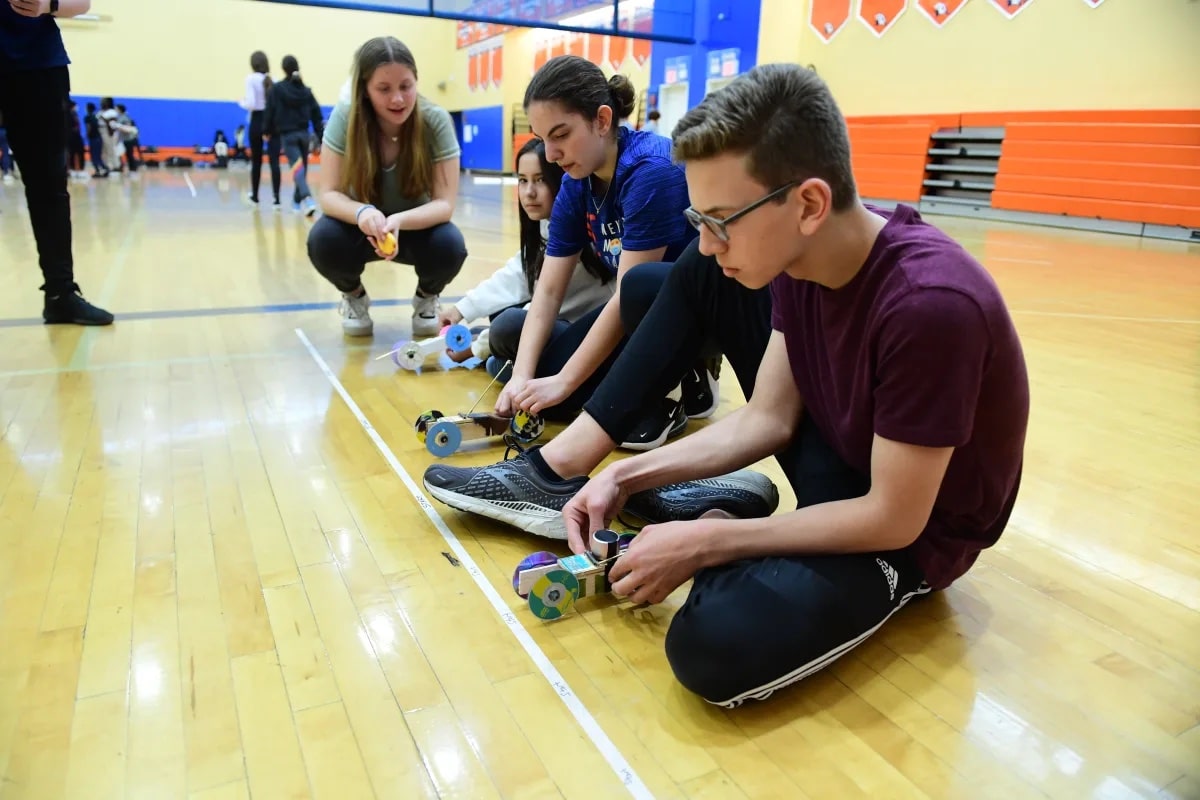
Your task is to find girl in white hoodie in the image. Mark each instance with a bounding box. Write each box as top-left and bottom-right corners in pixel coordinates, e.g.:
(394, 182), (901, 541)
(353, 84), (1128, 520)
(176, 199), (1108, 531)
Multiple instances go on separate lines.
(439, 138), (614, 370)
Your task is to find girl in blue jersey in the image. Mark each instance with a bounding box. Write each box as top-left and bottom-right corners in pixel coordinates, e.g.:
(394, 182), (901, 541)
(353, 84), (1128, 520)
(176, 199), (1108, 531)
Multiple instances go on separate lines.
(494, 55), (705, 446)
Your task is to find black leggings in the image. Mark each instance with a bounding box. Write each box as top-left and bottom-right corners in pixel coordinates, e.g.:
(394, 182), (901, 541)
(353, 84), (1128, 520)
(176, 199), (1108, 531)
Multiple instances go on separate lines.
(248, 110), (280, 203)
(583, 239), (765, 445)
(486, 260), (712, 422)
(307, 214), (468, 297)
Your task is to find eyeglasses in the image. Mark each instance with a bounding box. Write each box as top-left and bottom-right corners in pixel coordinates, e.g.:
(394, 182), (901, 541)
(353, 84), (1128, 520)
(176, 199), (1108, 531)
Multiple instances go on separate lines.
(683, 182), (800, 242)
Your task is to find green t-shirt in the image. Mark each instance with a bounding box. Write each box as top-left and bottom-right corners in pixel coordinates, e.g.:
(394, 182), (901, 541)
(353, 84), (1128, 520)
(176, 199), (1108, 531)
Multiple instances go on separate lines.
(322, 94), (461, 214)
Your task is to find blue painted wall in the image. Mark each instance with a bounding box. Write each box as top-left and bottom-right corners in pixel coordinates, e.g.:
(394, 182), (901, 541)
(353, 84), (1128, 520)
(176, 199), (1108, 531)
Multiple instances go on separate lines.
(648, 0), (760, 111)
(460, 105), (505, 172)
(69, 95), (334, 150)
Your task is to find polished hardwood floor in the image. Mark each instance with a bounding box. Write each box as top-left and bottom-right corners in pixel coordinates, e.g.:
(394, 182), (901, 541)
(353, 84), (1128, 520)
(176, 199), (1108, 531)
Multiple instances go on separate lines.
(0, 167), (1197, 799)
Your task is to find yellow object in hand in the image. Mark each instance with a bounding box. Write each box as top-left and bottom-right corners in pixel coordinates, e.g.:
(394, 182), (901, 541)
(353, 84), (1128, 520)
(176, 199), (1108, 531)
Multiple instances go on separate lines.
(378, 232), (397, 256)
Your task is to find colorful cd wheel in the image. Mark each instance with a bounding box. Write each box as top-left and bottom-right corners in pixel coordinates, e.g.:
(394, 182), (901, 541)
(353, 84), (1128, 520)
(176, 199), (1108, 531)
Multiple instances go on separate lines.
(443, 323), (472, 352)
(392, 340), (423, 371)
(528, 569), (579, 620)
(510, 410), (544, 443)
(424, 419), (462, 458)
(512, 551), (560, 598)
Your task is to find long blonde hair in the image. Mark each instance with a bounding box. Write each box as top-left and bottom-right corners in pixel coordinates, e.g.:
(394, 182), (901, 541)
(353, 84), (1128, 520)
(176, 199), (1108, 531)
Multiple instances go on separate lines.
(342, 37), (432, 204)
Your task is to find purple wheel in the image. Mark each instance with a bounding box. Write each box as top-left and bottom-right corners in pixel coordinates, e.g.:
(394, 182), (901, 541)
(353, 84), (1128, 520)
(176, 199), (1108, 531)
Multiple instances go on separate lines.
(512, 551), (560, 598)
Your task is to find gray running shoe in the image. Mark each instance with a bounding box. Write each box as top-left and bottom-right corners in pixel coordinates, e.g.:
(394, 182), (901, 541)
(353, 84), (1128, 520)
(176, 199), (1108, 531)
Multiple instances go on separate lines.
(423, 448), (586, 540)
(424, 447), (780, 540)
(622, 469), (779, 527)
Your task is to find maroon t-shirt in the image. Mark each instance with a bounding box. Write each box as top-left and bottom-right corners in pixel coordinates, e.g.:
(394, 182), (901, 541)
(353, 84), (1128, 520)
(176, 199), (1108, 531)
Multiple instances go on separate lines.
(770, 204), (1029, 589)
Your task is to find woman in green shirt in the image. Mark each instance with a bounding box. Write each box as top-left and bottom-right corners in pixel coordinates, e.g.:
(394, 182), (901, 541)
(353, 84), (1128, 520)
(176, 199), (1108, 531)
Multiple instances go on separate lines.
(307, 36), (467, 337)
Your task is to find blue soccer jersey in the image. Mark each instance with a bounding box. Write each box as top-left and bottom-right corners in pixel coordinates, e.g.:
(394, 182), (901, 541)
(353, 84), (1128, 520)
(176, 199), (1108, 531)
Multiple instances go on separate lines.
(546, 127), (696, 274)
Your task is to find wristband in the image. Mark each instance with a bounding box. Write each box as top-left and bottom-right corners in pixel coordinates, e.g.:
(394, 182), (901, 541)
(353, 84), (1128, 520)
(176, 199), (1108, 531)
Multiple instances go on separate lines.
(355, 204), (376, 222)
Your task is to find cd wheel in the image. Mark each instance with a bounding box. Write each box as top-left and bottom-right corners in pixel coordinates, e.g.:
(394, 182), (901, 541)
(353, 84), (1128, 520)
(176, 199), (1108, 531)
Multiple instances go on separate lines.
(425, 419), (462, 458)
(528, 569), (579, 620)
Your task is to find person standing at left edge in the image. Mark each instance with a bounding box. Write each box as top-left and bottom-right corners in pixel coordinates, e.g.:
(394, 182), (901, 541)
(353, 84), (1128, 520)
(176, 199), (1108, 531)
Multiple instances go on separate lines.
(1, 0), (114, 325)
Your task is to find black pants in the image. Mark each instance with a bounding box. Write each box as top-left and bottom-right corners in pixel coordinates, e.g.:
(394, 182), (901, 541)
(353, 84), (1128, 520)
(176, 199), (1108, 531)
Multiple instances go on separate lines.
(67, 134), (86, 172)
(248, 110), (280, 203)
(279, 130), (310, 204)
(87, 134), (106, 173)
(0, 66), (77, 296)
(124, 136), (140, 171)
(665, 414), (929, 707)
(307, 214), (467, 297)
(588, 241), (930, 705)
(485, 261), (672, 421)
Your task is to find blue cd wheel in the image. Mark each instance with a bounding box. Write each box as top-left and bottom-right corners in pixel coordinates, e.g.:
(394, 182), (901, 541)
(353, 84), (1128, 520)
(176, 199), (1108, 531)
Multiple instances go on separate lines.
(528, 569), (579, 620)
(444, 323), (472, 352)
(425, 419), (462, 458)
(510, 410), (545, 443)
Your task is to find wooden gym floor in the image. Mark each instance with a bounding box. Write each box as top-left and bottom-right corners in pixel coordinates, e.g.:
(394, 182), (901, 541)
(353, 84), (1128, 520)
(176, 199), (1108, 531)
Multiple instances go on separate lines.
(0, 167), (1197, 800)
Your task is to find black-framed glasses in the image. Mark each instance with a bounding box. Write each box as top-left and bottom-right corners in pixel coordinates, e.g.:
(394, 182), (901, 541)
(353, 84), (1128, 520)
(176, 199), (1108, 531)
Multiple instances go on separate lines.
(683, 182), (800, 242)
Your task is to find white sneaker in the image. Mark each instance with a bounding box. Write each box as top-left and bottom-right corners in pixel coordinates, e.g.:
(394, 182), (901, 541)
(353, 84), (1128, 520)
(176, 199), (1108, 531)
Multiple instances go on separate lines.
(340, 290), (373, 336)
(412, 293), (440, 337)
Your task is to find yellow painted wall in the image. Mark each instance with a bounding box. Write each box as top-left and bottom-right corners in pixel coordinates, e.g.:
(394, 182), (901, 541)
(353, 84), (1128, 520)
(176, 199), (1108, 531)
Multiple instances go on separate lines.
(58, 0), (459, 109)
(440, 27), (654, 169)
(757, 0), (1200, 115)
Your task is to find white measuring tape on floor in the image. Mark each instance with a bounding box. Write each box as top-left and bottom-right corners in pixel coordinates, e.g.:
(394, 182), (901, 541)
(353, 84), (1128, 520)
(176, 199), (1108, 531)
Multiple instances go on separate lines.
(295, 328), (653, 799)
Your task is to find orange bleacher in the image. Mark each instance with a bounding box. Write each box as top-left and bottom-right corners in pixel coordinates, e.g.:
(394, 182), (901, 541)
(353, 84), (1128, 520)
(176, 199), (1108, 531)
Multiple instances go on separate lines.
(846, 123), (937, 202)
(990, 113), (1200, 229)
(845, 109), (1200, 230)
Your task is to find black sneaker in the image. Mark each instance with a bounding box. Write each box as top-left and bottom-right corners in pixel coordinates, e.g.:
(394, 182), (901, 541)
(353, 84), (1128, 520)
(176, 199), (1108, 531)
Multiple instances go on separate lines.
(681, 357), (721, 419)
(619, 397), (688, 451)
(622, 469), (779, 527)
(423, 447), (587, 540)
(43, 286), (114, 326)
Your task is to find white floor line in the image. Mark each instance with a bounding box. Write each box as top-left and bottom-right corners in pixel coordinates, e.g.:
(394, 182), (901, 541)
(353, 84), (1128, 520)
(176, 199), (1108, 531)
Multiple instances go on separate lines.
(294, 328), (651, 800)
(183, 171), (197, 197)
(1012, 309), (1200, 325)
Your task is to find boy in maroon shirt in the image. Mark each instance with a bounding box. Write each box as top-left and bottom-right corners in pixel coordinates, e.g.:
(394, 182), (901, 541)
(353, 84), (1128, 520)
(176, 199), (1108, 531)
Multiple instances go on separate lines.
(425, 63), (1029, 707)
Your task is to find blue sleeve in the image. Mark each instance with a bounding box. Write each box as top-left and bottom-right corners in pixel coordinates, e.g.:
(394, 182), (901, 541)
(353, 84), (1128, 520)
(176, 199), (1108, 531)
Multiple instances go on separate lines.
(546, 178), (588, 259)
(617, 158), (692, 252)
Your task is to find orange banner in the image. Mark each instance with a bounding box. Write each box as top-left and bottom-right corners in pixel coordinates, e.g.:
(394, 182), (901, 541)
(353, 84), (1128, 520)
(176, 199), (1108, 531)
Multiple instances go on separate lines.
(915, 0), (969, 25)
(491, 46), (503, 88)
(633, 37), (651, 66)
(587, 33), (604, 64)
(607, 36), (628, 70)
(858, 0), (907, 36)
(989, 0), (1034, 17)
(568, 32), (585, 58)
(809, 0), (852, 42)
